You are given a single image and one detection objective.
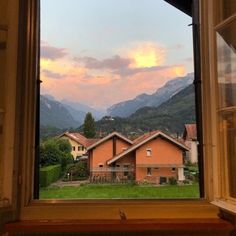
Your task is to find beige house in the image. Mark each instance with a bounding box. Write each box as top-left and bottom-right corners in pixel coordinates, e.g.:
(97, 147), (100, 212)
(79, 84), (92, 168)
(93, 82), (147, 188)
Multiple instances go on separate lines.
(183, 124), (198, 164)
(59, 132), (98, 160)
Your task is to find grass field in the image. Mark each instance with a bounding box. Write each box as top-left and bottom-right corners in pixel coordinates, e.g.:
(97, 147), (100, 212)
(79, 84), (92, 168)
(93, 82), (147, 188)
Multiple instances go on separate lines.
(40, 183), (199, 199)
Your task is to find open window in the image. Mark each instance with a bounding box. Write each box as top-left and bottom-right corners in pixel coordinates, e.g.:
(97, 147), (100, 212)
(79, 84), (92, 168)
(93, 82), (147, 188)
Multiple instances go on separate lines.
(36, 0), (203, 200)
(5, 0), (236, 223)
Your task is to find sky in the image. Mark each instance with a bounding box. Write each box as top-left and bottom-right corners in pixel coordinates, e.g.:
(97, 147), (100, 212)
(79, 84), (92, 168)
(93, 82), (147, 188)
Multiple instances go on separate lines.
(40, 0), (193, 110)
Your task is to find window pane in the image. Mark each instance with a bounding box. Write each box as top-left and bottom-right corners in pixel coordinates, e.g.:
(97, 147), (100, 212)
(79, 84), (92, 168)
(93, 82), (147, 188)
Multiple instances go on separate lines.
(220, 111), (236, 198)
(38, 0), (200, 199)
(217, 19), (236, 198)
(217, 20), (236, 108)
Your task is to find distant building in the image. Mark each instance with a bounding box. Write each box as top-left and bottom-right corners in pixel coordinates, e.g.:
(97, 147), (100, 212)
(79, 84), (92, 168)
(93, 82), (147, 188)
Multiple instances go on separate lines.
(183, 124), (198, 163)
(59, 132), (98, 160)
(87, 131), (189, 184)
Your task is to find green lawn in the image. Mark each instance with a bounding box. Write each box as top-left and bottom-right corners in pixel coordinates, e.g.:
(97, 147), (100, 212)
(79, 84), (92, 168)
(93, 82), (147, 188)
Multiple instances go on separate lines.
(40, 183), (199, 199)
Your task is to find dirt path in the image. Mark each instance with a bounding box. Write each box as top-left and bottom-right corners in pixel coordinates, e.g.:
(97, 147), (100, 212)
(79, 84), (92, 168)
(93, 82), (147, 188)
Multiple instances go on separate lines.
(50, 179), (89, 188)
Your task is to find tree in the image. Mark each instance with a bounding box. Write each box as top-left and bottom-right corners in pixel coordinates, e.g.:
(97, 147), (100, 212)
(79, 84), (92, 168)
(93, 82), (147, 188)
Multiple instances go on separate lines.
(56, 138), (72, 153)
(83, 112), (96, 138)
(40, 138), (73, 169)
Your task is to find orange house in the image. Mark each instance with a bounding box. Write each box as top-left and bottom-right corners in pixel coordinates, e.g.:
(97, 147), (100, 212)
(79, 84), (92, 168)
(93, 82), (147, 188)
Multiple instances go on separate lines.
(88, 131), (189, 184)
(87, 132), (134, 182)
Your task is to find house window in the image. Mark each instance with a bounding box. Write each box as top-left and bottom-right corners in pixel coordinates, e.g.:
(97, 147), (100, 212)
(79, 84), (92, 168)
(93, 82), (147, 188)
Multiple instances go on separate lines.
(72, 146), (75, 151)
(147, 168), (152, 176)
(172, 168), (176, 172)
(82, 146), (85, 151)
(99, 164), (103, 168)
(146, 149), (152, 157)
(78, 146), (80, 151)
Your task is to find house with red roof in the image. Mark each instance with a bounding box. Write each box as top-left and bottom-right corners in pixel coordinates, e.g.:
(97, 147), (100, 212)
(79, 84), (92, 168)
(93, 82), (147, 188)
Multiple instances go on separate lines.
(87, 131), (189, 184)
(59, 132), (98, 160)
(183, 124), (198, 163)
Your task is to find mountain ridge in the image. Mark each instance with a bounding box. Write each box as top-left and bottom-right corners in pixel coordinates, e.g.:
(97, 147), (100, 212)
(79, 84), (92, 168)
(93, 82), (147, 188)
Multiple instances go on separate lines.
(107, 73), (194, 117)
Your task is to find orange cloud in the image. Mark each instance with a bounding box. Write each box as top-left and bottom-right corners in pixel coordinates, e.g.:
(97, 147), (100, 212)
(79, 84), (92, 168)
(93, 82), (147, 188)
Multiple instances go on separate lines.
(40, 42), (188, 109)
(126, 42), (166, 68)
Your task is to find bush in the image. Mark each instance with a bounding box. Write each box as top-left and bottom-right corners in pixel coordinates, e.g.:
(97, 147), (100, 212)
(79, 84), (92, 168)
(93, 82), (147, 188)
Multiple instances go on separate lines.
(183, 180), (190, 184)
(40, 141), (62, 166)
(63, 162), (89, 181)
(60, 153), (74, 172)
(169, 177), (177, 185)
(40, 138), (73, 172)
(56, 138), (72, 153)
(40, 164), (61, 187)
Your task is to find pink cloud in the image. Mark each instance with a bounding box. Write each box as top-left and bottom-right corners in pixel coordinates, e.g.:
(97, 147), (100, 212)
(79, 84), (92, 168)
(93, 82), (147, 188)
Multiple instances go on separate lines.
(42, 69), (65, 79)
(41, 61), (187, 109)
(41, 41), (68, 61)
(40, 41), (188, 109)
(74, 55), (132, 70)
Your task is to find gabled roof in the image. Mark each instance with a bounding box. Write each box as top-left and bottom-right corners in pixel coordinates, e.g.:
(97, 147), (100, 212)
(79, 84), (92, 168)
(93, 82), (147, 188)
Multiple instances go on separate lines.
(87, 132), (133, 151)
(59, 132), (99, 148)
(107, 130), (189, 165)
(183, 124), (197, 141)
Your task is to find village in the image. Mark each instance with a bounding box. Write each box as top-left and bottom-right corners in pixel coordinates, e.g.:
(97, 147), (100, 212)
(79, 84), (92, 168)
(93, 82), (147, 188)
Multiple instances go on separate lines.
(39, 123), (199, 199)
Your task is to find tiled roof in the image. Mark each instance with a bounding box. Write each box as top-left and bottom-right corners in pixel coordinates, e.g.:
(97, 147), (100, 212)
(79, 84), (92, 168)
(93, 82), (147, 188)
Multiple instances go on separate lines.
(107, 130), (189, 165)
(184, 124), (197, 141)
(133, 131), (160, 145)
(86, 132), (133, 151)
(60, 132), (99, 148)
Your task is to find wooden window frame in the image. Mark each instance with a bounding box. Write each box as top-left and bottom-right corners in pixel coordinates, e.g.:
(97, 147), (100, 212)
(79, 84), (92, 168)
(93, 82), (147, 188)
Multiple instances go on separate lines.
(209, 0), (236, 213)
(14, 0), (235, 221)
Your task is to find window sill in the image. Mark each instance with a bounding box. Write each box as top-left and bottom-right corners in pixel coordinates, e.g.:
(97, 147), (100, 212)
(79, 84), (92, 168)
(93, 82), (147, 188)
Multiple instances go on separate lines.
(4, 218), (233, 234)
(20, 199), (219, 220)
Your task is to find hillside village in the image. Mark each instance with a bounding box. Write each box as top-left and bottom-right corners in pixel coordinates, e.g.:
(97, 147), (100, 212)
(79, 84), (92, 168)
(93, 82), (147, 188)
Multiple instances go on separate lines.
(39, 73), (199, 191)
(40, 124), (198, 188)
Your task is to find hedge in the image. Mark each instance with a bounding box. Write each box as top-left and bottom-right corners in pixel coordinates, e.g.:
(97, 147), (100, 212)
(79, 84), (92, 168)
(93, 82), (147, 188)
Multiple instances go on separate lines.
(40, 164), (61, 187)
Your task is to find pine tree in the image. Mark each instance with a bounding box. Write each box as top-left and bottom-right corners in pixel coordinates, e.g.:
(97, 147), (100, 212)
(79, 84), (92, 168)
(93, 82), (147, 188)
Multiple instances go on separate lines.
(83, 112), (96, 138)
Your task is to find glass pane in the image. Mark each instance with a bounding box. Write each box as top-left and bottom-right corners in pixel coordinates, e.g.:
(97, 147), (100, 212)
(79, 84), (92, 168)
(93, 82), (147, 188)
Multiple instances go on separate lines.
(220, 111), (236, 198)
(38, 0), (200, 200)
(217, 20), (236, 108)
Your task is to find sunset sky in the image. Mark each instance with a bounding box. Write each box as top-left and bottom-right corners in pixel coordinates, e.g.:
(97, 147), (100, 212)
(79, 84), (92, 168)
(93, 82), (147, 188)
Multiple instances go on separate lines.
(40, 0), (193, 110)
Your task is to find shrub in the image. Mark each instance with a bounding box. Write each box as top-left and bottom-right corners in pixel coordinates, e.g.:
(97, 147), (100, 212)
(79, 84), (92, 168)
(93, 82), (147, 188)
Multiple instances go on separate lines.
(60, 153), (74, 172)
(40, 138), (73, 172)
(56, 138), (72, 153)
(169, 177), (177, 185)
(40, 164), (61, 187)
(63, 161), (89, 181)
(40, 141), (62, 166)
(183, 180), (190, 184)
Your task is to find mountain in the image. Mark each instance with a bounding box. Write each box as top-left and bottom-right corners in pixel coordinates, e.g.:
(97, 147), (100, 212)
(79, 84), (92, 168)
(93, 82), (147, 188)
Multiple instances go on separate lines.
(61, 99), (105, 120)
(107, 73), (194, 117)
(61, 103), (87, 124)
(93, 84), (196, 136)
(40, 95), (80, 129)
